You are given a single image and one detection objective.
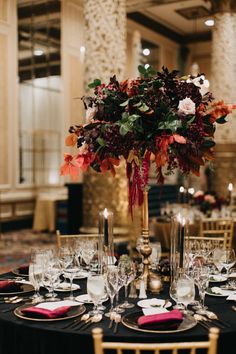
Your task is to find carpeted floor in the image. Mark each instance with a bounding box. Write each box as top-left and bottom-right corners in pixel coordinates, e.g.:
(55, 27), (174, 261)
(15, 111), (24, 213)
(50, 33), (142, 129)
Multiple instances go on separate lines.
(0, 229), (55, 274)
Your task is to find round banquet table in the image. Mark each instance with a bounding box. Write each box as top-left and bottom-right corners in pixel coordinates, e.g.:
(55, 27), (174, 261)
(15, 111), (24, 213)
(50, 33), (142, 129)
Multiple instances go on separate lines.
(0, 273), (236, 354)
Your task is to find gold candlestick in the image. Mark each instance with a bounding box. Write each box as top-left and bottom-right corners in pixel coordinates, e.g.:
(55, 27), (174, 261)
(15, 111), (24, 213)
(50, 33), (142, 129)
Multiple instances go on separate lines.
(138, 187), (163, 293)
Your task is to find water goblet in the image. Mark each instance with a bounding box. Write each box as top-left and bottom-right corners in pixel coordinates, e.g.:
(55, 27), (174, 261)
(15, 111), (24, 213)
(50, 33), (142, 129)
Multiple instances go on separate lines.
(176, 274), (195, 314)
(87, 273), (105, 316)
(62, 254), (80, 301)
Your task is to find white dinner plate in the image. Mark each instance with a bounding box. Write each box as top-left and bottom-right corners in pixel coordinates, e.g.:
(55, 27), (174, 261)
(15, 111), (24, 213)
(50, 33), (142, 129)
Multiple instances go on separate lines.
(75, 294), (108, 304)
(208, 275), (227, 283)
(137, 298), (172, 309)
(54, 283), (80, 292)
(206, 287), (233, 297)
(73, 272), (88, 280)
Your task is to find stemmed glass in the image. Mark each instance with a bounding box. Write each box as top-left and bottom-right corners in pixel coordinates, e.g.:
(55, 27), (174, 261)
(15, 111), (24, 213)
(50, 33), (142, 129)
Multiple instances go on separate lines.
(60, 251), (79, 301)
(193, 266), (209, 311)
(118, 259), (136, 309)
(114, 267), (125, 313)
(87, 273), (105, 316)
(104, 265), (118, 318)
(221, 249), (236, 278)
(176, 274), (195, 314)
(43, 262), (61, 301)
(28, 262), (44, 303)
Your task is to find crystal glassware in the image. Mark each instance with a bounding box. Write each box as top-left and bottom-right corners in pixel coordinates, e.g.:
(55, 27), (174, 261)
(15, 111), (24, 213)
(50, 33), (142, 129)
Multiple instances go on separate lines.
(87, 273), (105, 316)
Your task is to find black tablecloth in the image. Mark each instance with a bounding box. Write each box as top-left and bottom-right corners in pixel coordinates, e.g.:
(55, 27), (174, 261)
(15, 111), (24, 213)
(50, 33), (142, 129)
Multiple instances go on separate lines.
(0, 273), (236, 354)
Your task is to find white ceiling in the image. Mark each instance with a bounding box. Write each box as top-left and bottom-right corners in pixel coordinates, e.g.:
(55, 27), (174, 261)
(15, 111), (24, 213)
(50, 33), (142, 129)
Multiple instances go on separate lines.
(145, 0), (212, 35)
(127, 0), (213, 37)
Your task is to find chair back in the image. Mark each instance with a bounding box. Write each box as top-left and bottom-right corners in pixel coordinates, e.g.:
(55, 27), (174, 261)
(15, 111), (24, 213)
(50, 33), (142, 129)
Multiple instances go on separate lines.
(56, 230), (98, 248)
(92, 327), (219, 354)
(199, 218), (234, 248)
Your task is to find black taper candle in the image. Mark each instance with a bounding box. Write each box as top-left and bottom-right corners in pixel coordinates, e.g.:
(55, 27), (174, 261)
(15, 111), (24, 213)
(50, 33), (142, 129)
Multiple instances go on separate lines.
(179, 223), (185, 268)
(104, 214), (109, 247)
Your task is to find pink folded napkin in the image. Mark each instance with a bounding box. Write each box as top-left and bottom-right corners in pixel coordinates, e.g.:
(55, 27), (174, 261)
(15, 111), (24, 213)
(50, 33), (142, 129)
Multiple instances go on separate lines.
(21, 306), (71, 319)
(0, 280), (21, 292)
(138, 309), (183, 330)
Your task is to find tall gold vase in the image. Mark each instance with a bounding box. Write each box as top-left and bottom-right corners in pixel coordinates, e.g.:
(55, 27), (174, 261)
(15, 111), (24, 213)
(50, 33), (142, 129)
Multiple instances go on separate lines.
(138, 187), (163, 293)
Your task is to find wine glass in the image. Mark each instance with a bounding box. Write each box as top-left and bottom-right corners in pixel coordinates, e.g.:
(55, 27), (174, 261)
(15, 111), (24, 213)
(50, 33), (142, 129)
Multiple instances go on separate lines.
(221, 249), (236, 278)
(61, 254), (79, 300)
(28, 262), (44, 303)
(149, 242), (162, 271)
(118, 259), (135, 309)
(87, 273), (105, 316)
(104, 265), (118, 318)
(43, 261), (61, 301)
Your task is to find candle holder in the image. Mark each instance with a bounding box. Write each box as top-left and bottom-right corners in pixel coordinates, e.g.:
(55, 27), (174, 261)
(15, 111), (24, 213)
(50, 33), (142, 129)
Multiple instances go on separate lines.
(98, 208), (114, 266)
(137, 187), (163, 294)
(170, 213), (189, 284)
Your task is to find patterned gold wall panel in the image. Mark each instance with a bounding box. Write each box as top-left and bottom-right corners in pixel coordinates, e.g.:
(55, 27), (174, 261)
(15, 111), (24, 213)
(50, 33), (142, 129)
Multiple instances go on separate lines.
(0, 0), (8, 22)
(0, 33), (8, 185)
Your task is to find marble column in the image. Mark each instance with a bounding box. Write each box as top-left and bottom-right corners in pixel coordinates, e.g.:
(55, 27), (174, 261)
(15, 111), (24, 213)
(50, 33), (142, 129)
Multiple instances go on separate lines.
(210, 0), (236, 196)
(82, 0), (132, 233)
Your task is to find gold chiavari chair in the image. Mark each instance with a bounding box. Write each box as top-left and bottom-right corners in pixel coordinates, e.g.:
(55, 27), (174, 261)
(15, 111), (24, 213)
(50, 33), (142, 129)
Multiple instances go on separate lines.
(199, 218), (234, 248)
(187, 236), (225, 254)
(56, 230), (98, 248)
(92, 327), (219, 354)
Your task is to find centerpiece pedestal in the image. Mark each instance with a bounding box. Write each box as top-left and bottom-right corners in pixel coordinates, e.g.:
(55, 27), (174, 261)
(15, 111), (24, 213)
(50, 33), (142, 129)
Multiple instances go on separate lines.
(137, 188), (163, 294)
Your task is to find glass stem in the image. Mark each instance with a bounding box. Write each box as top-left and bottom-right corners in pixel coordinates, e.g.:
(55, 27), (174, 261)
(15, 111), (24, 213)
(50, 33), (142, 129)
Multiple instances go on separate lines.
(69, 277), (73, 298)
(110, 296), (114, 312)
(124, 285), (128, 303)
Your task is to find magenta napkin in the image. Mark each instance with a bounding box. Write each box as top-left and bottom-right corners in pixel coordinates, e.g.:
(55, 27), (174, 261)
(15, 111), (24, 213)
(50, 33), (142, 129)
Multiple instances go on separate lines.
(138, 309), (183, 330)
(21, 306), (71, 319)
(0, 280), (21, 292)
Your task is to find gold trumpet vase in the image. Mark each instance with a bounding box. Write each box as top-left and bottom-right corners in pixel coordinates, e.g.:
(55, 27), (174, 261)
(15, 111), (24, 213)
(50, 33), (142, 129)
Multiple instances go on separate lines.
(138, 187), (163, 293)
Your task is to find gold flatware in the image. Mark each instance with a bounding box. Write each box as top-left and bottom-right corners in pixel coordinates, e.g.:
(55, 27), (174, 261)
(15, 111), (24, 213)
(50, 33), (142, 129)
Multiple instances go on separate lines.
(113, 314), (121, 333)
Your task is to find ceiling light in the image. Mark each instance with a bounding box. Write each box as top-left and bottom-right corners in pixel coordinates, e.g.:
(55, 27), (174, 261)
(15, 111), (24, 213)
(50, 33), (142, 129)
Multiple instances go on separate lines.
(143, 48), (150, 56)
(34, 49), (44, 56)
(80, 46), (86, 54)
(144, 64), (150, 69)
(205, 19), (214, 27)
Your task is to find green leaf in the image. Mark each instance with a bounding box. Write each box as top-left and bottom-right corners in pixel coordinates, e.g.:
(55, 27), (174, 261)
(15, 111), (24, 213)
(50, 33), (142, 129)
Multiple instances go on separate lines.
(133, 101), (142, 107)
(216, 115), (228, 124)
(119, 124), (130, 136)
(202, 139), (215, 148)
(88, 79), (101, 88)
(120, 99), (130, 107)
(139, 103), (150, 112)
(97, 137), (106, 146)
(128, 114), (140, 122)
(186, 115), (195, 125)
(138, 65), (146, 75)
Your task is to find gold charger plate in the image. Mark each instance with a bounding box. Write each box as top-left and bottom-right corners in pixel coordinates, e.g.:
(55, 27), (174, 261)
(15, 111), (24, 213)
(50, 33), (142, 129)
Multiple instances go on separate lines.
(122, 311), (197, 334)
(0, 282), (34, 296)
(14, 304), (86, 322)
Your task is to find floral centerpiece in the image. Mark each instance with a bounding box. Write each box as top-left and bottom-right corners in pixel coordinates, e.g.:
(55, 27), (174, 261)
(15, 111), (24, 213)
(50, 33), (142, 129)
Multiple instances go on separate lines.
(60, 65), (235, 212)
(192, 190), (226, 215)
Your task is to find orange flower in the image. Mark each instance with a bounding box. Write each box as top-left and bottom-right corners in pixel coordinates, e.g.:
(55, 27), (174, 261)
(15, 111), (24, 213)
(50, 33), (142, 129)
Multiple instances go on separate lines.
(100, 157), (120, 176)
(155, 135), (173, 168)
(65, 133), (78, 147)
(60, 153), (79, 180)
(207, 100), (236, 123)
(75, 152), (95, 172)
(119, 79), (140, 97)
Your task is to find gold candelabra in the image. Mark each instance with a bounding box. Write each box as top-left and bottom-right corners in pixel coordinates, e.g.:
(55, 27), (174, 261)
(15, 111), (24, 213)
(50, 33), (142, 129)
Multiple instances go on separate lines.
(138, 187), (163, 293)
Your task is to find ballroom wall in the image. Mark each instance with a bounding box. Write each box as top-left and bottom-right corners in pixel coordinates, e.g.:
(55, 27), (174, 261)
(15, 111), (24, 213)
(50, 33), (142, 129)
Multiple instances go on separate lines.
(0, 0), (233, 228)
